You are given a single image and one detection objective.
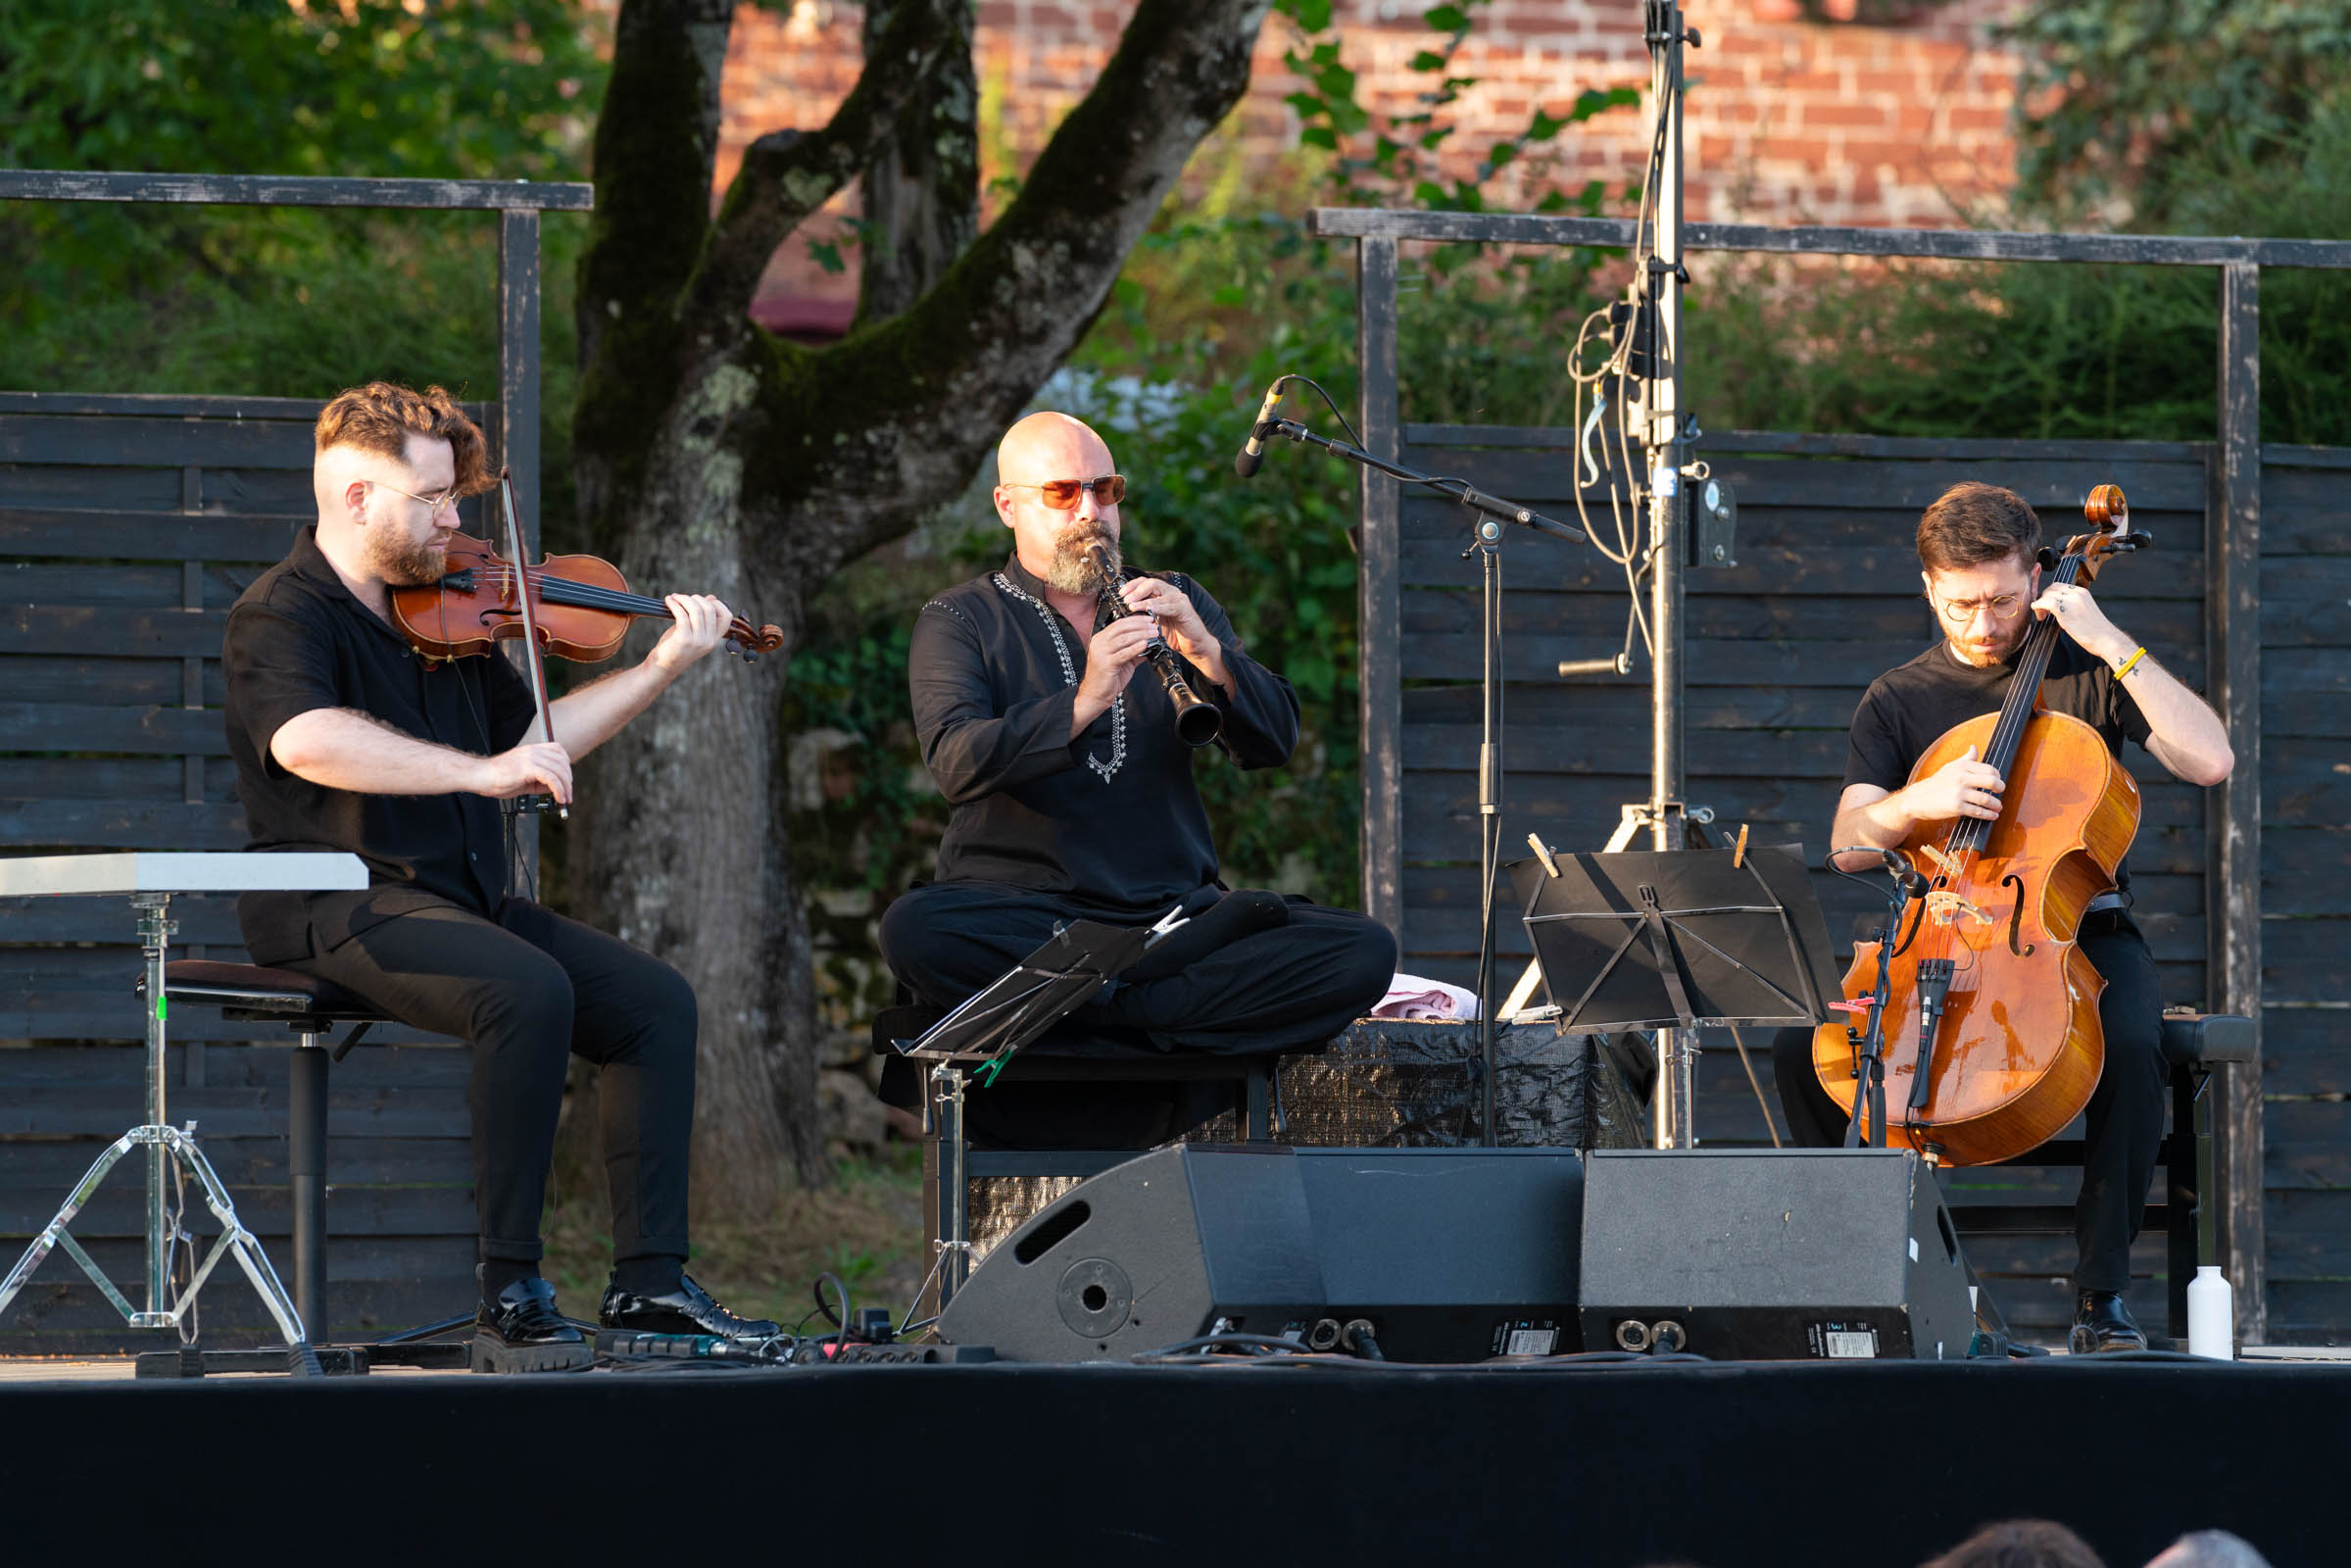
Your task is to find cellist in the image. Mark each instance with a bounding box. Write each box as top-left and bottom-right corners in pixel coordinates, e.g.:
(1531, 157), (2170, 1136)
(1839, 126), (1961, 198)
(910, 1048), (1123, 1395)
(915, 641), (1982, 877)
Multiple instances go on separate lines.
(220, 381), (778, 1370)
(1771, 482), (2234, 1353)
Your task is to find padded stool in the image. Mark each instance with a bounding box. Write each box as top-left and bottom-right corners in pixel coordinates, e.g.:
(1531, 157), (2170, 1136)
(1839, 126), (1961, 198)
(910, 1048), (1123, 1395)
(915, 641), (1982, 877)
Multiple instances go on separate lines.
(158, 960), (466, 1371)
(1941, 1009), (2255, 1339)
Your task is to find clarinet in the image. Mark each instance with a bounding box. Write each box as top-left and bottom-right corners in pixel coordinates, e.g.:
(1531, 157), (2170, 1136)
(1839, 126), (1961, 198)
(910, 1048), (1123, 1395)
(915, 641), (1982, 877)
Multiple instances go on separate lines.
(1086, 543), (1222, 748)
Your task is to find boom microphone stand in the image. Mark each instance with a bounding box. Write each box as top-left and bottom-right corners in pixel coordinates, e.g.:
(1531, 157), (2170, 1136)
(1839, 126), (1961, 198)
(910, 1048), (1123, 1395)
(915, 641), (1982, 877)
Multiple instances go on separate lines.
(1249, 411), (1586, 1145)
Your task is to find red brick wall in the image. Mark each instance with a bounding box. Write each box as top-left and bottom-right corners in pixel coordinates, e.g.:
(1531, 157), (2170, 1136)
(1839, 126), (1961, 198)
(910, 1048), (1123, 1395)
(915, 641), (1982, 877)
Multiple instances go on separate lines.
(703, 0), (2027, 317)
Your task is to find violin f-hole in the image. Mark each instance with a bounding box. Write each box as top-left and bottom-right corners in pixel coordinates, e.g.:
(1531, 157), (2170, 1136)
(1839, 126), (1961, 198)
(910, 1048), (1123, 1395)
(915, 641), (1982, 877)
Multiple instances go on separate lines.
(1999, 872), (2035, 956)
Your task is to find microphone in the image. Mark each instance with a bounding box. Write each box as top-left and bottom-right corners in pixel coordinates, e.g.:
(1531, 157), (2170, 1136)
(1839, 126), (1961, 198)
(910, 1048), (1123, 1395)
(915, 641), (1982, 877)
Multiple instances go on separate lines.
(1879, 848), (1930, 900)
(1233, 379), (1286, 478)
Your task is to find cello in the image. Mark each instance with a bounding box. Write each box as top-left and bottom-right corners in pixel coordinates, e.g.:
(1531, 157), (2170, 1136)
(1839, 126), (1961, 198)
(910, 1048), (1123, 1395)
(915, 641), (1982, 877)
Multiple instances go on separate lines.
(1812, 485), (2148, 1166)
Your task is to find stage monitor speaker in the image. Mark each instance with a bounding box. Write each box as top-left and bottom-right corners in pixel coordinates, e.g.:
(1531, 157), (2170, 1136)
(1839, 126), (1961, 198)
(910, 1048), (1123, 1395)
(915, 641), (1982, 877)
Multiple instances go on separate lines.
(936, 1144), (1584, 1364)
(1579, 1149), (1973, 1361)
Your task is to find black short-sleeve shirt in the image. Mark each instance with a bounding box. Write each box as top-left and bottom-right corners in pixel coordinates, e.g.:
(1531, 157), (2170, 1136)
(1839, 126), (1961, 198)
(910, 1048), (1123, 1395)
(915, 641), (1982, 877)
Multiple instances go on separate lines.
(221, 526), (536, 963)
(1843, 633), (2153, 887)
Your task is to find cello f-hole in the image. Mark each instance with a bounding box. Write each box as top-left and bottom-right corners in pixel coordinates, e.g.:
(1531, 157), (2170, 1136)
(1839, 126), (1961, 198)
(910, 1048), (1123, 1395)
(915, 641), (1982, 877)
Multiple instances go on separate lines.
(2000, 872), (2036, 956)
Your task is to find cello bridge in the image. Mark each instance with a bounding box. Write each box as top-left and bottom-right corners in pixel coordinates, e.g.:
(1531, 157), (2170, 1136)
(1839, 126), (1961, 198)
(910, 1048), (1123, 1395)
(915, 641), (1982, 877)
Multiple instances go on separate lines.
(1925, 890), (1993, 928)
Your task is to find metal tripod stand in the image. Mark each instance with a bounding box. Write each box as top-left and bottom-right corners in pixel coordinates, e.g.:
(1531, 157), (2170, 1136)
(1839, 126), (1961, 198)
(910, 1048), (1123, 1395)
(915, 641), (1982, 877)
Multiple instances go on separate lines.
(0, 854), (365, 1368)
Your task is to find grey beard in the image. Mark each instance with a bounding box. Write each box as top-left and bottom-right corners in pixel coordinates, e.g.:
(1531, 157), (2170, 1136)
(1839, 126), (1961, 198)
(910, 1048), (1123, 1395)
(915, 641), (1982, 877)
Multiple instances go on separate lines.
(1045, 526), (1117, 594)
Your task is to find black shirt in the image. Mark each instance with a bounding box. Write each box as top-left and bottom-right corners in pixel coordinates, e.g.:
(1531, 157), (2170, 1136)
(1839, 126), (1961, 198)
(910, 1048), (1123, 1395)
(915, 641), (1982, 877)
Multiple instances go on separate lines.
(221, 526), (536, 963)
(1843, 632), (2153, 887)
(908, 555), (1299, 916)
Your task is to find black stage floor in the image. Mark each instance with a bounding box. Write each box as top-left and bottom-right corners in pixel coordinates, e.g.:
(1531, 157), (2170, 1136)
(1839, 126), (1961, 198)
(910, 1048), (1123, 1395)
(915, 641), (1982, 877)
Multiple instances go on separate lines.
(1, 1357), (2338, 1565)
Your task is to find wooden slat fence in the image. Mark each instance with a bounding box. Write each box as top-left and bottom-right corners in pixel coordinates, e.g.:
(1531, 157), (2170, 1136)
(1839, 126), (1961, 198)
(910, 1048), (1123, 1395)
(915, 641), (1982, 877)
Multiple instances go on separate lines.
(0, 394), (492, 1351)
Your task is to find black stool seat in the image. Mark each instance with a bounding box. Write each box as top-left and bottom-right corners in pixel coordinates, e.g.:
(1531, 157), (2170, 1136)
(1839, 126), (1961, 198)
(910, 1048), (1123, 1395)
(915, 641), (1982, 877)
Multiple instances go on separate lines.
(161, 959), (386, 1023)
(2161, 1009), (2254, 1067)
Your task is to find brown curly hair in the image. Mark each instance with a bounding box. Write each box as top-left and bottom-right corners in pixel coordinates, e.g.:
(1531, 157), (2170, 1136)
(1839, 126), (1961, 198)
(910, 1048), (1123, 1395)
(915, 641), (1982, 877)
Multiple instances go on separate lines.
(314, 382), (489, 494)
(1917, 481), (2042, 573)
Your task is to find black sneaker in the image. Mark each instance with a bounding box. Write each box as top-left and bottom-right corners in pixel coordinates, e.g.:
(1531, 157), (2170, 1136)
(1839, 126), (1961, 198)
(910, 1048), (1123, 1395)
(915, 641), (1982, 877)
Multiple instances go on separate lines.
(599, 1274), (781, 1341)
(472, 1276), (592, 1373)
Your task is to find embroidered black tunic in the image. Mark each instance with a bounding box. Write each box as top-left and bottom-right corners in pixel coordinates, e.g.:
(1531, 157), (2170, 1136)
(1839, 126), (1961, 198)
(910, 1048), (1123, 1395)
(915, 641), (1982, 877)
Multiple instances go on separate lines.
(907, 554), (1299, 915)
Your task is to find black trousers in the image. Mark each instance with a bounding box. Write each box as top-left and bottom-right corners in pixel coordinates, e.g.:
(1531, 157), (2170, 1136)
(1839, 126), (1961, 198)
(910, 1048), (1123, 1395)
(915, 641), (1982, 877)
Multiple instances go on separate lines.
(877, 880), (1397, 1056)
(1772, 909), (2167, 1294)
(285, 898), (698, 1267)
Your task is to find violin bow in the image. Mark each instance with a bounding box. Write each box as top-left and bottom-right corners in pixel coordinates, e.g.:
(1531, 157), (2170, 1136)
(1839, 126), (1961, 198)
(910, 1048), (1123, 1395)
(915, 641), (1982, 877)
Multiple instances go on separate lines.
(495, 466), (567, 820)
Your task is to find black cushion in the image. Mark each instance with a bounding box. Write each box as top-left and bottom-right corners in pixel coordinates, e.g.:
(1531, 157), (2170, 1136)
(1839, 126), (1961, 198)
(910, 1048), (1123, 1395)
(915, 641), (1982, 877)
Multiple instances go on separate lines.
(162, 959), (385, 1021)
(2160, 1011), (2255, 1067)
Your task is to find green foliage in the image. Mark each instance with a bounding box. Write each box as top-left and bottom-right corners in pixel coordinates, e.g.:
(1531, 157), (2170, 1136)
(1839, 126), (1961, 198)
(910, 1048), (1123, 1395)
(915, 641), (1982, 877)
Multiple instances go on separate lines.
(0, 0), (602, 329)
(0, 0), (601, 537)
(1686, 90), (2351, 447)
(2000, 0), (2351, 221)
(1273, 0), (1640, 214)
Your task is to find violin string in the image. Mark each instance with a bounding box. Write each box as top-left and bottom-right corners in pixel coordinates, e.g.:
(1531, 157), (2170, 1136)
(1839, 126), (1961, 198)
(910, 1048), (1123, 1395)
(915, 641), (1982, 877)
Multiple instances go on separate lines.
(465, 563), (674, 617)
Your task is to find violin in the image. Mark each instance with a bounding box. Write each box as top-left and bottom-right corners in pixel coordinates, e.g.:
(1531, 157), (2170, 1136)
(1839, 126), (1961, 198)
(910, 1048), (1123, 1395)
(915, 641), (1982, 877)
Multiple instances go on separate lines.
(386, 468), (782, 818)
(388, 531), (783, 663)
(1811, 485), (2150, 1166)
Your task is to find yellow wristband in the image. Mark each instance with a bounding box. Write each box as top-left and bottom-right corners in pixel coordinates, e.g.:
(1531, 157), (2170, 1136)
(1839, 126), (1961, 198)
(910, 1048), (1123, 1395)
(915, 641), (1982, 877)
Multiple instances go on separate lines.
(2114, 646), (2147, 680)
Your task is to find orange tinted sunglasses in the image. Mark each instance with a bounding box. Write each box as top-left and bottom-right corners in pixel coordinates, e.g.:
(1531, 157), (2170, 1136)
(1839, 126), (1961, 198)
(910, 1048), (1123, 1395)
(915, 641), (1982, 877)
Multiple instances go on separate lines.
(1005, 474), (1126, 511)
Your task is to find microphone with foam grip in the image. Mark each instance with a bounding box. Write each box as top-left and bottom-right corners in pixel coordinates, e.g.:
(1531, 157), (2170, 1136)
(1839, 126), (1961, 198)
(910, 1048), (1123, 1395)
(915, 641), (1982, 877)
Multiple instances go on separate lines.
(1233, 379), (1287, 479)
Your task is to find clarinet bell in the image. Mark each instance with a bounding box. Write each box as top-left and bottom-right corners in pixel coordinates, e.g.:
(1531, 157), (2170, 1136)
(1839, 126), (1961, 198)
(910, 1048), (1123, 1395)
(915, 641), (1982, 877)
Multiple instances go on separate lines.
(1170, 682), (1222, 748)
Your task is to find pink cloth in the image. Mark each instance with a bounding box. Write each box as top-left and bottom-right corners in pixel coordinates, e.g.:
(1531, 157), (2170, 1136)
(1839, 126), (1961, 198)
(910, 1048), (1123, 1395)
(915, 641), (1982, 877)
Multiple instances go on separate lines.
(1370, 973), (1480, 1022)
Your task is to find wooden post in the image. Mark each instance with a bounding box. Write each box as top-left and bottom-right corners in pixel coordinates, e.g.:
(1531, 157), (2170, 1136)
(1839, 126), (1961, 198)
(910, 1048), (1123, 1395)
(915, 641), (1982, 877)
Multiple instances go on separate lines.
(499, 207), (544, 875)
(2209, 259), (2266, 1343)
(1355, 235), (1402, 940)
(497, 208), (542, 553)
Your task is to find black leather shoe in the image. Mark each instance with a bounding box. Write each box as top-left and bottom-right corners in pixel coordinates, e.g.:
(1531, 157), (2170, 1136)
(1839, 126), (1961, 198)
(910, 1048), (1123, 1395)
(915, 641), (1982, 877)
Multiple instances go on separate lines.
(472, 1276), (591, 1373)
(599, 1273), (781, 1341)
(2069, 1289), (2149, 1354)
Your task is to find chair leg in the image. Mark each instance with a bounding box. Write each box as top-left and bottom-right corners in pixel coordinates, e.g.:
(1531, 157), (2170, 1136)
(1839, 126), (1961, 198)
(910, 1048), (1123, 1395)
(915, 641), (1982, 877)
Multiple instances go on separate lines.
(288, 1033), (329, 1341)
(2166, 1065), (2202, 1342)
(1246, 1060), (1272, 1142)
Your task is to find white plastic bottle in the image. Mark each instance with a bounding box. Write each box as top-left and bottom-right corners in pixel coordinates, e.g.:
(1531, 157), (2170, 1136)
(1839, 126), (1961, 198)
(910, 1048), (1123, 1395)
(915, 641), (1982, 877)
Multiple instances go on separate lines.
(2187, 1265), (2234, 1359)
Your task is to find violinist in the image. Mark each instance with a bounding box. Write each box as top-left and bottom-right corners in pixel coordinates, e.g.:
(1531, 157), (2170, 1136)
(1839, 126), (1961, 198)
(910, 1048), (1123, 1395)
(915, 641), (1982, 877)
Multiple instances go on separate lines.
(220, 381), (775, 1371)
(1772, 481), (2233, 1353)
(877, 413), (1396, 1122)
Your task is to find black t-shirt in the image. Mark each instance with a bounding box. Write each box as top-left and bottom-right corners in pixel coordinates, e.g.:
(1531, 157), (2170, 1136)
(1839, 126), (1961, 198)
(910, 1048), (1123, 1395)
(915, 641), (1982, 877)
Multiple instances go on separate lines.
(221, 526), (536, 964)
(1843, 633), (2153, 888)
(908, 555), (1300, 917)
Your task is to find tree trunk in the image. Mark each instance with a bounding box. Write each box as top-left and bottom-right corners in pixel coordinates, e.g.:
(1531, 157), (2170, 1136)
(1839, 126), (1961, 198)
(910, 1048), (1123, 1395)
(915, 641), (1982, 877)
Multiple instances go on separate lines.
(574, 0), (1271, 1203)
(857, 0), (978, 327)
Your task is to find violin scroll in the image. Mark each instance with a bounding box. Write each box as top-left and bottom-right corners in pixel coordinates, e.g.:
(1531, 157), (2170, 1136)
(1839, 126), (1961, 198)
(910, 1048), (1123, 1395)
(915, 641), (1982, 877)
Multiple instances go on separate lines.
(726, 618), (786, 662)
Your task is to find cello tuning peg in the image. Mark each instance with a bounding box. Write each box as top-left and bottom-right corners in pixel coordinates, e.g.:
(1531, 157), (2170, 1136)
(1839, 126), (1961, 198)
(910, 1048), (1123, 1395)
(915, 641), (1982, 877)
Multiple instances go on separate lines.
(2123, 530), (2154, 550)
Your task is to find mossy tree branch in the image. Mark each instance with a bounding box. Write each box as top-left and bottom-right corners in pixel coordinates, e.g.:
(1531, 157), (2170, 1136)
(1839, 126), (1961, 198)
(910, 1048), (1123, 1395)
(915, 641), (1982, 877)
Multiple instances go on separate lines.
(753, 0), (1273, 578)
(683, 0), (963, 344)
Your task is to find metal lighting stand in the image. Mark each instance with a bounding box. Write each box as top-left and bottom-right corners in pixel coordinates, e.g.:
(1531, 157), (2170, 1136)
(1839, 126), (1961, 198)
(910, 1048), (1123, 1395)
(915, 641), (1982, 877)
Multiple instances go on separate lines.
(0, 853), (367, 1369)
(1630, 0), (1700, 1150)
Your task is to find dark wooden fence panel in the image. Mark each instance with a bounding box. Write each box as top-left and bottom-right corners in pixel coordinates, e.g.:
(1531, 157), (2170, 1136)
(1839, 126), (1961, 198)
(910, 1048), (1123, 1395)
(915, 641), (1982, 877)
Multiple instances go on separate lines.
(0, 394), (491, 1350)
(1379, 424), (2349, 1342)
(2253, 446), (2351, 1344)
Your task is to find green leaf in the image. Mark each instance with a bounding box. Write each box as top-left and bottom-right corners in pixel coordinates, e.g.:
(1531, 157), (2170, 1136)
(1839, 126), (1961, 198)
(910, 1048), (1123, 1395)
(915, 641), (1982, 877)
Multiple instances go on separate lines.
(808, 238), (845, 274)
(1409, 50), (1446, 72)
(1422, 5), (1471, 32)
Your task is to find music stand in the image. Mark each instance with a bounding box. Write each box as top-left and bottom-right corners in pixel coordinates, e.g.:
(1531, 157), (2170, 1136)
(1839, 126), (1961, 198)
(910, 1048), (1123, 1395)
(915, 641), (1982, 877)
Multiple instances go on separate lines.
(894, 903), (1187, 1313)
(1505, 847), (1840, 1133)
